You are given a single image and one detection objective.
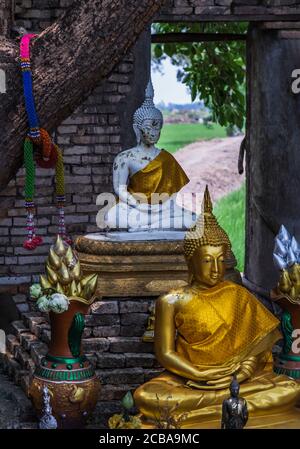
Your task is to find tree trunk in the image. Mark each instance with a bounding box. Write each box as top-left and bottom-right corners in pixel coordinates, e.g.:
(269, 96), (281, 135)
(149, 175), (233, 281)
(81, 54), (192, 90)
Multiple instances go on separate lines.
(0, 0), (13, 37)
(245, 25), (300, 291)
(0, 0), (166, 192)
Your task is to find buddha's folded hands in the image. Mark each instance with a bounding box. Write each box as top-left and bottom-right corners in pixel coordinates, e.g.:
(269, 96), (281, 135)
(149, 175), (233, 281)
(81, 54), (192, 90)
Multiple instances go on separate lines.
(186, 356), (260, 390)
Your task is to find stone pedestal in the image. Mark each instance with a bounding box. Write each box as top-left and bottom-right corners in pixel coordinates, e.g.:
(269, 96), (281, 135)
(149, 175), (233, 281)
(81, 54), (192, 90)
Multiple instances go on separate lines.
(75, 233), (189, 298)
(75, 232), (242, 299)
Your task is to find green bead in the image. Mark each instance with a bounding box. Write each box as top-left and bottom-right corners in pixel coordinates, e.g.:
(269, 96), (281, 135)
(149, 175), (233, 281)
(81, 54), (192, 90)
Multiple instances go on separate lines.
(67, 364), (73, 370)
(79, 363), (84, 368)
(52, 363), (57, 369)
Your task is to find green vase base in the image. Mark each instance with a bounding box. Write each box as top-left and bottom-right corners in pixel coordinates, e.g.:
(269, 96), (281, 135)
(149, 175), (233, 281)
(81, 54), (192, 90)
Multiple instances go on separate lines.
(274, 366), (300, 379)
(35, 365), (96, 382)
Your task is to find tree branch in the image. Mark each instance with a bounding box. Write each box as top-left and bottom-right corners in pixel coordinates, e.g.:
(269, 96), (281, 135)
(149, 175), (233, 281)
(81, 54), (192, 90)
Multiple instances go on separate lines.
(0, 0), (166, 191)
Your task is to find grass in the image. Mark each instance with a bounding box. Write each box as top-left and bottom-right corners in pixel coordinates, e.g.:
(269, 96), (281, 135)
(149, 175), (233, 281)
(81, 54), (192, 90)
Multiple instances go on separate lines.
(214, 182), (246, 272)
(158, 123), (227, 153)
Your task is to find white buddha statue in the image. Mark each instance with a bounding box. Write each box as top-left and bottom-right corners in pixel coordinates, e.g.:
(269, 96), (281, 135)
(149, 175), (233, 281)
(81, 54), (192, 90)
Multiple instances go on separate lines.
(100, 78), (196, 233)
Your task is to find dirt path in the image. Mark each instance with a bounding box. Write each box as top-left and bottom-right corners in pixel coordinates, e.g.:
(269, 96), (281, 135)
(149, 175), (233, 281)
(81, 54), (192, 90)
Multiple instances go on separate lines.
(174, 136), (245, 207)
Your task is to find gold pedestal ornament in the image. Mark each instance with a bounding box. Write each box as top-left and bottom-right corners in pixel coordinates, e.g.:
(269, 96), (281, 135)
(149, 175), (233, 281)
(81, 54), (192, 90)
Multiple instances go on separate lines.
(29, 236), (101, 428)
(271, 225), (300, 379)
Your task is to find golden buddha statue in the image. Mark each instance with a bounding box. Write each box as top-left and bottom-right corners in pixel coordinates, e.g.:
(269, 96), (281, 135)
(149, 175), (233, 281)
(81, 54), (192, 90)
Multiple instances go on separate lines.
(134, 187), (300, 429)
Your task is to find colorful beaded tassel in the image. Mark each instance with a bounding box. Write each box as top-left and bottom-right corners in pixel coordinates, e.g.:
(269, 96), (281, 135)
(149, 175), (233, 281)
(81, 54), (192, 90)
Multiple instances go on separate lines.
(20, 34), (71, 249)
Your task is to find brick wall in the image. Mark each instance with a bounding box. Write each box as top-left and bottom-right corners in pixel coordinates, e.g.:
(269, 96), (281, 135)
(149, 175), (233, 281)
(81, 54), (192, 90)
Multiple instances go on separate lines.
(156, 0), (300, 21)
(0, 1), (150, 315)
(1, 296), (163, 426)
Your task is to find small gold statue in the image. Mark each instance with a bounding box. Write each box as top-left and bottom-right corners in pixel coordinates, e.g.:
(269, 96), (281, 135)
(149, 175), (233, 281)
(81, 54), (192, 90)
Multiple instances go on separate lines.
(134, 188), (300, 429)
(142, 302), (155, 343)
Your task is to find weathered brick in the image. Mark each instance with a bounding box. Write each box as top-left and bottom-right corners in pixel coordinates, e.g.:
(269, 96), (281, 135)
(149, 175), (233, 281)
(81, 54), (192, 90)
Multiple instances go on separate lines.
(82, 338), (110, 352)
(11, 321), (29, 338)
(121, 313), (148, 326)
(120, 324), (146, 337)
(93, 325), (120, 337)
(119, 300), (152, 313)
(18, 255), (46, 265)
(28, 316), (48, 335)
(12, 294), (27, 304)
(6, 334), (19, 354)
(90, 301), (119, 315)
(125, 353), (156, 368)
(72, 135), (109, 145)
(109, 135), (121, 143)
(76, 204), (99, 213)
(57, 125), (78, 134)
(15, 345), (31, 368)
(72, 194), (93, 204)
(64, 175), (91, 185)
(40, 328), (51, 344)
(194, 5), (230, 13)
(57, 135), (70, 145)
(85, 314), (119, 327)
(30, 342), (48, 365)
(107, 74), (129, 84)
(21, 312), (42, 327)
(16, 303), (30, 314)
(108, 337), (153, 354)
(72, 166), (92, 175)
(96, 368), (144, 385)
(96, 353), (125, 369)
(20, 332), (38, 352)
(64, 215), (89, 224)
(0, 218), (12, 226)
(63, 155), (81, 164)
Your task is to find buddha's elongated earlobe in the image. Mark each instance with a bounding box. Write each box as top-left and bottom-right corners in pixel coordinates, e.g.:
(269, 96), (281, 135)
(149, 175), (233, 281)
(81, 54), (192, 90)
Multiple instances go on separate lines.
(133, 124), (141, 145)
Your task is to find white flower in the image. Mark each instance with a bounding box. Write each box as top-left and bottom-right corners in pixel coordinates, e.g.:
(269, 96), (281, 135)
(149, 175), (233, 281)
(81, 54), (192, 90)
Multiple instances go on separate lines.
(49, 293), (69, 314)
(36, 296), (51, 313)
(30, 283), (42, 299)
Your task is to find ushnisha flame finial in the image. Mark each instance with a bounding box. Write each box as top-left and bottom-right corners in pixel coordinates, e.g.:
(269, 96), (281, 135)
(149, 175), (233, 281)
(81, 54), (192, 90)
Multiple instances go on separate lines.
(273, 225), (300, 301)
(272, 225), (300, 270)
(39, 235), (98, 305)
(184, 185), (232, 260)
(133, 76), (163, 129)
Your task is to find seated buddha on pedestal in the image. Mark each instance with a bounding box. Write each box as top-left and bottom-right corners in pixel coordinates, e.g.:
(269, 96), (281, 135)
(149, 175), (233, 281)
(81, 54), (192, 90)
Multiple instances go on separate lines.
(134, 187), (300, 429)
(101, 78), (196, 232)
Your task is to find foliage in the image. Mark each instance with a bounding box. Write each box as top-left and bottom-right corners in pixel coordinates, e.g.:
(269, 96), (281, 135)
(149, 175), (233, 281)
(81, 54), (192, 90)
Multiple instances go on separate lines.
(152, 22), (248, 129)
(158, 123), (227, 153)
(214, 182), (246, 272)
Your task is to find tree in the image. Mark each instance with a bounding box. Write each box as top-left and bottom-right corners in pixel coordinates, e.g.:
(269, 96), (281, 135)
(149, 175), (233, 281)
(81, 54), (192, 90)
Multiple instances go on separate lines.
(152, 22), (247, 130)
(0, 0), (166, 192)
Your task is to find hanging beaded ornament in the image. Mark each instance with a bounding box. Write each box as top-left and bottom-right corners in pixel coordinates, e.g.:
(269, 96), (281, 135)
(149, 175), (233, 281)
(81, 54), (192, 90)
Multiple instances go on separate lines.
(20, 34), (71, 250)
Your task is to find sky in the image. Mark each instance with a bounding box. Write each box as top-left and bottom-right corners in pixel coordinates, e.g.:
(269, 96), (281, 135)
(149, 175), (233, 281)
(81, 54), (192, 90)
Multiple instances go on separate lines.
(151, 57), (191, 105)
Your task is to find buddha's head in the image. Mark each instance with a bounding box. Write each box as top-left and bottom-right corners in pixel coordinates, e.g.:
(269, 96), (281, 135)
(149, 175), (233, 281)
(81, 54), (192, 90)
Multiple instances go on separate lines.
(230, 375), (240, 398)
(184, 186), (233, 288)
(133, 78), (163, 146)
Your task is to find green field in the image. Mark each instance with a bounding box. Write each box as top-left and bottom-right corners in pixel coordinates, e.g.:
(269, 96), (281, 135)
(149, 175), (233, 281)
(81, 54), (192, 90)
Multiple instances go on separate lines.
(214, 183), (246, 272)
(159, 122), (245, 271)
(158, 123), (227, 153)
